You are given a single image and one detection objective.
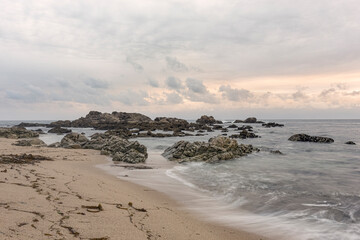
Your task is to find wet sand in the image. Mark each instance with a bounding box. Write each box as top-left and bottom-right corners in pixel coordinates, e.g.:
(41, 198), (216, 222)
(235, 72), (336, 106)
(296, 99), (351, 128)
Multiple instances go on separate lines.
(0, 138), (270, 240)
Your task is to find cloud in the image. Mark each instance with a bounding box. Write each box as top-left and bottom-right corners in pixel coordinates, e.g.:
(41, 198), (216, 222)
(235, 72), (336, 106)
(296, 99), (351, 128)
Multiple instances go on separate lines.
(147, 78), (160, 87)
(166, 57), (188, 72)
(126, 57), (144, 72)
(84, 78), (109, 89)
(335, 82), (348, 90)
(166, 92), (183, 104)
(219, 85), (253, 101)
(292, 90), (308, 101)
(344, 90), (360, 96)
(116, 90), (149, 106)
(165, 76), (183, 91)
(319, 88), (336, 98)
(186, 78), (207, 93)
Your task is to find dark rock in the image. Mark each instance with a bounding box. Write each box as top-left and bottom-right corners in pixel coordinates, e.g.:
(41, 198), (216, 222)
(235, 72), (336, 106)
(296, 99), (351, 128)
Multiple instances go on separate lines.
(212, 125), (224, 130)
(162, 136), (258, 163)
(345, 141), (356, 145)
(34, 129), (46, 134)
(60, 133), (89, 148)
(244, 117), (257, 123)
(196, 115), (222, 125)
(262, 122), (284, 128)
(270, 150), (284, 155)
(48, 127), (72, 134)
(13, 139), (46, 147)
(238, 125), (253, 131)
(0, 127), (39, 139)
(227, 124), (238, 128)
(230, 130), (259, 139)
(288, 134), (334, 143)
(234, 120), (244, 123)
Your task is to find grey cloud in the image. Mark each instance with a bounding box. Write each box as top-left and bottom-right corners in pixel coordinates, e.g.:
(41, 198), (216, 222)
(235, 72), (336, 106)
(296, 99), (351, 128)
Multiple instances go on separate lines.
(344, 90), (360, 96)
(335, 83), (348, 90)
(319, 88), (336, 98)
(126, 57), (144, 72)
(84, 78), (109, 89)
(219, 85), (253, 101)
(292, 90), (308, 101)
(165, 76), (183, 91)
(166, 57), (188, 72)
(186, 78), (207, 93)
(147, 78), (160, 88)
(116, 90), (149, 106)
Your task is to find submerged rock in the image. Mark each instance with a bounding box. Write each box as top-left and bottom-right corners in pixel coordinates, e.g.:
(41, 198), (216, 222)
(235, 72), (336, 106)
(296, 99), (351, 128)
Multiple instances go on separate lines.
(0, 127), (39, 139)
(48, 127), (72, 134)
(345, 141), (356, 145)
(270, 150), (284, 155)
(162, 136), (258, 163)
(13, 139), (47, 147)
(230, 130), (259, 139)
(288, 134), (334, 143)
(262, 122), (284, 128)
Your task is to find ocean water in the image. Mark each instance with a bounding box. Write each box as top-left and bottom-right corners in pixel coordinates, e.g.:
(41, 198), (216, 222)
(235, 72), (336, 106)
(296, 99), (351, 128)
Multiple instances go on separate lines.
(2, 120), (360, 239)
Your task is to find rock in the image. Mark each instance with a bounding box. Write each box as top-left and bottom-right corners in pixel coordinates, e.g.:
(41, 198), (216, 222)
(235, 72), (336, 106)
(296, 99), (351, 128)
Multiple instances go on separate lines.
(230, 130), (259, 139)
(48, 127), (72, 134)
(13, 139), (46, 147)
(196, 115), (222, 125)
(162, 136), (258, 163)
(227, 124), (238, 128)
(270, 150), (284, 155)
(345, 141), (356, 145)
(244, 117), (257, 123)
(234, 120), (244, 123)
(84, 134), (148, 164)
(238, 125), (253, 131)
(34, 129), (46, 134)
(0, 127), (39, 139)
(288, 134), (334, 143)
(48, 142), (61, 148)
(60, 133), (89, 148)
(262, 122), (284, 128)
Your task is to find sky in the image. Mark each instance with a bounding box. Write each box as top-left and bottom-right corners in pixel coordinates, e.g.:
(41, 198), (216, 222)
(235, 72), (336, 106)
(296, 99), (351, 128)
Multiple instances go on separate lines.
(0, 0), (359, 120)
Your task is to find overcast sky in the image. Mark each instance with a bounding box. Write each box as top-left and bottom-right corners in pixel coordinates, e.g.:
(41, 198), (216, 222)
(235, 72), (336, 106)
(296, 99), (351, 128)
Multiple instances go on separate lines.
(1, 0), (359, 120)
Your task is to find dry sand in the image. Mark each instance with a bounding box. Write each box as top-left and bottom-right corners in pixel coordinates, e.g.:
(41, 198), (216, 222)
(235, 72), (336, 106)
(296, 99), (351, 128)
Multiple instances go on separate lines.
(0, 138), (270, 240)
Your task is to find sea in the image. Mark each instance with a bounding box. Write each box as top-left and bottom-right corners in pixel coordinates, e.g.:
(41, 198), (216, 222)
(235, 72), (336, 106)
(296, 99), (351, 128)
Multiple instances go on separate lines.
(1, 119), (360, 240)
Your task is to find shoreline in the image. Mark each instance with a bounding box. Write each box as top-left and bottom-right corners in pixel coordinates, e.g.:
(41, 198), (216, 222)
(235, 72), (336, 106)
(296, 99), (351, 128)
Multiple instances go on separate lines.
(0, 138), (270, 240)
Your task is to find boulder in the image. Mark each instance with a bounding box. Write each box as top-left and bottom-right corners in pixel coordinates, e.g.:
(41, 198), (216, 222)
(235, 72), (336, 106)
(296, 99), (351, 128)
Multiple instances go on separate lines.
(13, 139), (47, 147)
(196, 115), (222, 125)
(230, 130), (259, 139)
(288, 134), (334, 143)
(262, 122), (284, 128)
(244, 117), (257, 123)
(345, 141), (356, 145)
(227, 124), (238, 128)
(162, 136), (258, 163)
(0, 127), (39, 139)
(60, 133), (89, 148)
(234, 120), (244, 123)
(48, 127), (72, 134)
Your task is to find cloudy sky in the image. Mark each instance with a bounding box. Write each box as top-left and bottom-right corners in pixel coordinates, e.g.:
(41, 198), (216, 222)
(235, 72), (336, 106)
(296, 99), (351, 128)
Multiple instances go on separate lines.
(1, 0), (360, 120)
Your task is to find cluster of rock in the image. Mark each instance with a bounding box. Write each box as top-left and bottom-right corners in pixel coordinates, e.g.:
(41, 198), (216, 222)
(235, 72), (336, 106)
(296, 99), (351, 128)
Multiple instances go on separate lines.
(234, 117), (264, 124)
(48, 127), (72, 134)
(288, 134), (334, 143)
(162, 136), (258, 163)
(262, 122), (284, 128)
(230, 130), (259, 139)
(0, 127), (39, 139)
(49, 132), (148, 164)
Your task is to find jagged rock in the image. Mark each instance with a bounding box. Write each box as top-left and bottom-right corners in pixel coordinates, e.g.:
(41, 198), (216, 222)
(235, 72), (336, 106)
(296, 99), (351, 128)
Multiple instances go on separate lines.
(162, 136), (258, 163)
(288, 134), (334, 143)
(244, 117), (257, 123)
(262, 122), (284, 128)
(230, 130), (259, 139)
(48, 127), (72, 134)
(13, 139), (46, 147)
(84, 134), (147, 164)
(0, 127), (39, 139)
(345, 141), (356, 145)
(196, 115), (222, 125)
(60, 133), (89, 148)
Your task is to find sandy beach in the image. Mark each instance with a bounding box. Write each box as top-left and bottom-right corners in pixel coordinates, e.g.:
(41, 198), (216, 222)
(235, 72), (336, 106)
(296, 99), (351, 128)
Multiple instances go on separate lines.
(0, 138), (269, 240)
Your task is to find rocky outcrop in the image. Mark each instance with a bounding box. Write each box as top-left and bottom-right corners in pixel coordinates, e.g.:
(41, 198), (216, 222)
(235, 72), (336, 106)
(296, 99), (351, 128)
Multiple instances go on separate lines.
(48, 127), (72, 134)
(13, 139), (47, 147)
(230, 130), (259, 139)
(196, 115), (222, 125)
(60, 133), (89, 149)
(0, 127), (39, 139)
(83, 134), (148, 163)
(345, 141), (356, 145)
(162, 136), (258, 163)
(288, 134), (334, 143)
(262, 122), (284, 128)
